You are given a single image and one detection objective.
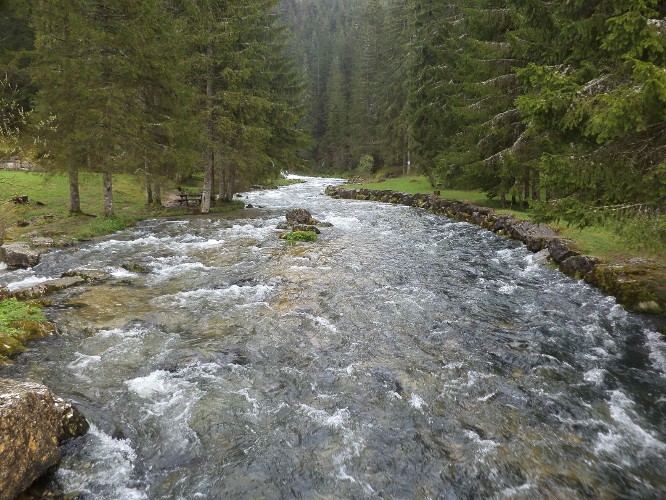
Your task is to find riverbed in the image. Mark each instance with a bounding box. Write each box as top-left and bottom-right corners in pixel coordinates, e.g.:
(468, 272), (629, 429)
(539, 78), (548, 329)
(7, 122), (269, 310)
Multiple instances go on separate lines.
(2, 177), (665, 498)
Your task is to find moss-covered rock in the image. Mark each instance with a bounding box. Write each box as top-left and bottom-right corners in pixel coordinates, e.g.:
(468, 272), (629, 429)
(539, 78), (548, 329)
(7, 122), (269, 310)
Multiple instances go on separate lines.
(589, 263), (666, 314)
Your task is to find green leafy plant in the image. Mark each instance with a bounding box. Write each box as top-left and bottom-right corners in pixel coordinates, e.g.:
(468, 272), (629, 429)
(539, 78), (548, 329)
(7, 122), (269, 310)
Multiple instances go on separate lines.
(281, 231), (318, 244)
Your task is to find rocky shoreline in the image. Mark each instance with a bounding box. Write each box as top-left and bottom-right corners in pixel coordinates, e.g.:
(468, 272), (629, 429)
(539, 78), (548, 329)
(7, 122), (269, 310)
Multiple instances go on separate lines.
(325, 186), (666, 317)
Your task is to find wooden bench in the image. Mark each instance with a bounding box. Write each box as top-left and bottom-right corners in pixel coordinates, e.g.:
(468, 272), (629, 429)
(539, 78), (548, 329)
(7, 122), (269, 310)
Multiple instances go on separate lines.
(177, 193), (202, 206)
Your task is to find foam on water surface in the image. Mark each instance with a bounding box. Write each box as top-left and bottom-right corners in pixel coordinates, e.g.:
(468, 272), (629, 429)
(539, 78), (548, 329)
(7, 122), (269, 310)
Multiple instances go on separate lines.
(57, 424), (147, 500)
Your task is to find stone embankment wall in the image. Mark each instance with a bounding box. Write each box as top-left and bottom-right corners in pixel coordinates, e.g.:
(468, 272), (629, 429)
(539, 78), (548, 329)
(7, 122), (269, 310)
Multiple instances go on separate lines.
(325, 186), (665, 316)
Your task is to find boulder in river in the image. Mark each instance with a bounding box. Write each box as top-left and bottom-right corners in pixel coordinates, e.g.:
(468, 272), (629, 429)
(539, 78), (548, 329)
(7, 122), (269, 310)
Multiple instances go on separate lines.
(0, 243), (42, 269)
(0, 378), (88, 499)
(285, 208), (320, 226)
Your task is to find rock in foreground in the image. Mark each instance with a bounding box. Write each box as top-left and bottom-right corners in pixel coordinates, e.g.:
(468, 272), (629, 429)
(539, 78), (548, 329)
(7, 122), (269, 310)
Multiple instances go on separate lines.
(0, 379), (88, 499)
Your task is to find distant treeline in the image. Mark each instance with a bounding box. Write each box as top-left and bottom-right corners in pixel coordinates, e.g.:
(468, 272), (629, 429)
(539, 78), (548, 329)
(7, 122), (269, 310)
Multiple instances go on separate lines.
(282, 0), (666, 246)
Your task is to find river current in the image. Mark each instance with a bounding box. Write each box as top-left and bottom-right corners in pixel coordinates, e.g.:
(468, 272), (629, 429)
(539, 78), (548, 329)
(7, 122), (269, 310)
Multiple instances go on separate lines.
(1, 177), (665, 498)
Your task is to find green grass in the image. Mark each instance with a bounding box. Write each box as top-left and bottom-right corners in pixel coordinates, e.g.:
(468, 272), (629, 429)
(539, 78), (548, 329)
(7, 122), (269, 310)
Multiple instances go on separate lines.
(0, 170), (243, 243)
(0, 298), (54, 364)
(281, 230), (318, 243)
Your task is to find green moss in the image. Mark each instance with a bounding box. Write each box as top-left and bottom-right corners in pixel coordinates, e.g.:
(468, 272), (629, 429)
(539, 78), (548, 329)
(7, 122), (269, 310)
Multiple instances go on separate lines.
(0, 298), (54, 363)
(590, 265), (665, 314)
(280, 231), (318, 243)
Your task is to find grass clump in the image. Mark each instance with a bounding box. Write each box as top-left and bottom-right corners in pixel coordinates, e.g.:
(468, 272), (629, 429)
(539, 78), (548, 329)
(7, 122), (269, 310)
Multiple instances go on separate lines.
(281, 231), (318, 244)
(0, 298), (54, 363)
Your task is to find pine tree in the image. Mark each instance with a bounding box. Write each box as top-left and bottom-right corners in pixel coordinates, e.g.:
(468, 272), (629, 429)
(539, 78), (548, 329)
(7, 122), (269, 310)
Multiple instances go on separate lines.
(31, 0), (175, 215)
(514, 0), (666, 240)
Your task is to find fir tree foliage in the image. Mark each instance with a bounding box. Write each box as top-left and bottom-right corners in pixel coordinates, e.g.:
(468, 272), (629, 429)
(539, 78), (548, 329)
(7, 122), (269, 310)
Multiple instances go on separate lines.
(9, 0), (304, 214)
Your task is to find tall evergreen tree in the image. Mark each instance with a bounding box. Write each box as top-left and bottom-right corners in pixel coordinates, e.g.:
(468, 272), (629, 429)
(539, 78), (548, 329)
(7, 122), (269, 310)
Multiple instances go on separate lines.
(31, 0), (174, 215)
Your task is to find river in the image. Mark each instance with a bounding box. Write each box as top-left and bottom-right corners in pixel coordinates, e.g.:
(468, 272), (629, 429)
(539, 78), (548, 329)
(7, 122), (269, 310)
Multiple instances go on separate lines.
(1, 176), (665, 498)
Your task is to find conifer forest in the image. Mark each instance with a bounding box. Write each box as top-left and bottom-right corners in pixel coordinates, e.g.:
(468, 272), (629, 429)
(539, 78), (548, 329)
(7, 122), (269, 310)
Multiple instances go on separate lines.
(1, 0), (665, 244)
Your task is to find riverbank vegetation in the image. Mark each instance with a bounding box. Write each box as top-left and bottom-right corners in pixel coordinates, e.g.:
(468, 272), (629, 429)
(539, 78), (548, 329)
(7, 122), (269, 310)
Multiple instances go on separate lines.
(0, 170), (244, 245)
(0, 298), (53, 363)
(282, 0), (665, 250)
(1, 0), (306, 218)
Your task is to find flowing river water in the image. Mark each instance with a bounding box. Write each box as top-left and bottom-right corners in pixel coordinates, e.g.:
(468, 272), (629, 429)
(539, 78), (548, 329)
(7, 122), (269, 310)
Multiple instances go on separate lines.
(1, 177), (666, 499)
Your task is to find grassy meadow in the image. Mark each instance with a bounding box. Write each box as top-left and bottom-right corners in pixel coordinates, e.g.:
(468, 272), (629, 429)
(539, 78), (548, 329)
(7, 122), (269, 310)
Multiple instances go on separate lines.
(0, 170), (243, 243)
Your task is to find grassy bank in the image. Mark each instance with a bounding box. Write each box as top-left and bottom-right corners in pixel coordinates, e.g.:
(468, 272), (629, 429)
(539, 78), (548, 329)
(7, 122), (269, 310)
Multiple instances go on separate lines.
(348, 175), (665, 266)
(0, 170), (244, 361)
(0, 170), (243, 243)
(0, 298), (54, 364)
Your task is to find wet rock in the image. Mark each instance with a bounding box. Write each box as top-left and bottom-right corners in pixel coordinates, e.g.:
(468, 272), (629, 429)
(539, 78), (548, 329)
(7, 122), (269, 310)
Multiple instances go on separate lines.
(62, 269), (112, 284)
(560, 255), (599, 279)
(508, 221), (559, 252)
(532, 248), (551, 265)
(0, 243), (41, 269)
(122, 262), (150, 274)
(276, 222), (290, 230)
(285, 208), (319, 226)
(547, 239), (578, 264)
(0, 379), (88, 499)
(54, 397), (89, 443)
(7, 276), (86, 300)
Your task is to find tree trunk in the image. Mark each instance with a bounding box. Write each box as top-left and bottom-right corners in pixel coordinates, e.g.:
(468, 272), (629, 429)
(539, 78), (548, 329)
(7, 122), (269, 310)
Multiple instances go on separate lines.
(68, 164), (81, 214)
(218, 163), (225, 201)
(523, 168), (530, 208)
(532, 169), (540, 201)
(145, 160), (153, 204)
(200, 37), (214, 214)
(154, 182), (161, 205)
(201, 149), (214, 213)
(103, 170), (114, 216)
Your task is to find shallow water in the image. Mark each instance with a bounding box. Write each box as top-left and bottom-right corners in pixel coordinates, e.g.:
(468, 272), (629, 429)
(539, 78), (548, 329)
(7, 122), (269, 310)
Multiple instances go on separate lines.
(2, 177), (665, 498)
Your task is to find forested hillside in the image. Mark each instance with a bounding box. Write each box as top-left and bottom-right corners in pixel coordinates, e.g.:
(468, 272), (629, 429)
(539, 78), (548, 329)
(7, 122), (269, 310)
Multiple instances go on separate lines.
(283, 0), (666, 247)
(1, 0), (665, 245)
(1, 0), (305, 214)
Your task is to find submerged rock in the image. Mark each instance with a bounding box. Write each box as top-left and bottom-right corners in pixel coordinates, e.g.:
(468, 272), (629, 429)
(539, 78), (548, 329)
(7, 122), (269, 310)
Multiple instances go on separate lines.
(6, 276), (86, 301)
(62, 269), (112, 284)
(0, 379), (88, 499)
